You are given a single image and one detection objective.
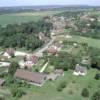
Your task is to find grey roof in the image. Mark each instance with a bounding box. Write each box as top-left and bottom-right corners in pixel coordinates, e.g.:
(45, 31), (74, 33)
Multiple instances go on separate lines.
(75, 64), (87, 73)
(54, 69), (64, 75)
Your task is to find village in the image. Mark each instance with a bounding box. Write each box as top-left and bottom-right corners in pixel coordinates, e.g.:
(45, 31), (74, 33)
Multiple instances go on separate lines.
(0, 15), (91, 87)
(0, 9), (99, 100)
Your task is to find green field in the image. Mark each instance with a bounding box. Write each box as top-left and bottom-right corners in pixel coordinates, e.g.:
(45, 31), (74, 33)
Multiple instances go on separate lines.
(56, 35), (100, 48)
(0, 10), (64, 26)
(15, 69), (99, 100)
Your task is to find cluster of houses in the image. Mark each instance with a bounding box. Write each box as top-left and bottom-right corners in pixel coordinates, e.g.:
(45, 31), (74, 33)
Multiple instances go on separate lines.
(0, 45), (65, 87)
(1, 44), (88, 85)
(0, 39), (89, 87)
(14, 69), (64, 86)
(44, 16), (68, 36)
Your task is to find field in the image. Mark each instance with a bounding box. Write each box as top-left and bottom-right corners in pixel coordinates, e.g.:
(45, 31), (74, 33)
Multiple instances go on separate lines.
(14, 69), (99, 100)
(56, 35), (100, 48)
(0, 10), (64, 26)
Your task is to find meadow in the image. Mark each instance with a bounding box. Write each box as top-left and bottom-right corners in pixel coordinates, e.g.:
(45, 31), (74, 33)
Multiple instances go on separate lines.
(15, 69), (100, 100)
(0, 10), (64, 26)
(56, 35), (100, 49)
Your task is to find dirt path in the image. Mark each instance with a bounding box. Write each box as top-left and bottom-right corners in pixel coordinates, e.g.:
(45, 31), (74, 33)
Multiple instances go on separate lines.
(40, 62), (48, 73)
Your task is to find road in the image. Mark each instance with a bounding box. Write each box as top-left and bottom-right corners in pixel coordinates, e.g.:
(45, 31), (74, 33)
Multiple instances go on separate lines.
(14, 37), (55, 57)
(34, 37), (55, 57)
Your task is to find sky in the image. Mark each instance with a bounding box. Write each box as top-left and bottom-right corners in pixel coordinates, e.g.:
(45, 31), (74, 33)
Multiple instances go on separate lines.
(0, 0), (100, 7)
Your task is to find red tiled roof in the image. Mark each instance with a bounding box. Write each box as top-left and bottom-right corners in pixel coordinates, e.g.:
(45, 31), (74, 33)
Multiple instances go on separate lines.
(26, 55), (38, 64)
(14, 69), (46, 85)
(48, 47), (57, 53)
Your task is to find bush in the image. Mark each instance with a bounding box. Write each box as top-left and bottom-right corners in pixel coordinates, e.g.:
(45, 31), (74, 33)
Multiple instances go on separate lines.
(92, 90), (100, 100)
(57, 86), (63, 91)
(35, 68), (39, 72)
(60, 81), (67, 88)
(11, 85), (25, 98)
(0, 95), (5, 100)
(95, 74), (100, 80)
(81, 88), (89, 97)
(57, 81), (67, 92)
(63, 66), (68, 71)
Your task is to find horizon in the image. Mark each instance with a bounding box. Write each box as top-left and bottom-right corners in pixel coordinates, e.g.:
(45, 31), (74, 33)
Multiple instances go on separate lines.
(0, 0), (100, 7)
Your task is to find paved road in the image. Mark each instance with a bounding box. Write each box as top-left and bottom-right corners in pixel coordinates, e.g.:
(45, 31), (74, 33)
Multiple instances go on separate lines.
(34, 37), (55, 57)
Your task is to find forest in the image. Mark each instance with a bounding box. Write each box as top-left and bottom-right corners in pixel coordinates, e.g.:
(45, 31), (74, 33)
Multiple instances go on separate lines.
(0, 19), (53, 50)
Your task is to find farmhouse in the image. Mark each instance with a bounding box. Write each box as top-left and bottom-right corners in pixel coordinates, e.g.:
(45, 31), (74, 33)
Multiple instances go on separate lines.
(73, 64), (87, 76)
(14, 69), (47, 86)
(19, 54), (39, 69)
(0, 79), (5, 86)
(3, 48), (15, 58)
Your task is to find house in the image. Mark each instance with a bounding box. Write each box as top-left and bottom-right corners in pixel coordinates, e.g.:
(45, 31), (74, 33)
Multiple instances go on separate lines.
(53, 42), (63, 51)
(19, 54), (39, 69)
(3, 48), (15, 58)
(0, 79), (5, 86)
(14, 69), (47, 86)
(38, 32), (45, 40)
(73, 64), (87, 76)
(38, 32), (50, 43)
(54, 69), (64, 76)
(47, 46), (57, 55)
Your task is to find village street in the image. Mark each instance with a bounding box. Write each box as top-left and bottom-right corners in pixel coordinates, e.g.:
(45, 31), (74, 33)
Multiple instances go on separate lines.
(33, 37), (56, 57)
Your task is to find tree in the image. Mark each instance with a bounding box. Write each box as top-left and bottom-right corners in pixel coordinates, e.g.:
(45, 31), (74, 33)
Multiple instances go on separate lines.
(0, 95), (5, 100)
(81, 88), (89, 97)
(8, 62), (19, 77)
(92, 90), (100, 100)
(95, 74), (100, 80)
(11, 85), (25, 98)
(57, 81), (67, 92)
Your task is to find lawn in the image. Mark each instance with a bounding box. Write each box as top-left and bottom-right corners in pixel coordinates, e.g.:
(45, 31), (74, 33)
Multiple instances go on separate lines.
(61, 43), (86, 56)
(0, 10), (64, 26)
(16, 69), (100, 100)
(56, 35), (100, 48)
(32, 59), (45, 72)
